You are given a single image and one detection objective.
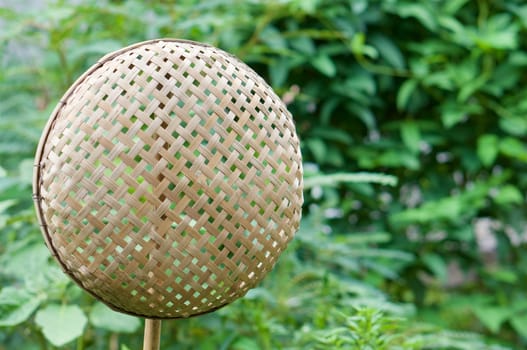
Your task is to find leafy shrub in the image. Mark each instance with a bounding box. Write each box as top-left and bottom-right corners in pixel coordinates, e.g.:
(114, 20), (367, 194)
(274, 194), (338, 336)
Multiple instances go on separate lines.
(1, 0), (526, 348)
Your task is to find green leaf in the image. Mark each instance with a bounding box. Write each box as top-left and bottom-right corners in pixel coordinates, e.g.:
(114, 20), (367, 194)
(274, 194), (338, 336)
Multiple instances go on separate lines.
(303, 172), (398, 189)
(392, 196), (462, 225)
(311, 55), (336, 77)
(0, 287), (43, 326)
(475, 30), (518, 51)
(89, 302), (141, 333)
(458, 75), (487, 102)
(341, 71), (376, 96)
(17, 158), (34, 185)
(68, 39), (123, 62)
(397, 79), (418, 111)
(390, 3), (437, 31)
(499, 137), (527, 161)
(232, 337), (261, 350)
(499, 117), (527, 136)
(510, 313), (527, 339)
(494, 185), (523, 205)
(259, 25), (287, 49)
(474, 14), (519, 51)
(401, 121), (421, 154)
(438, 16), (471, 47)
(346, 104), (376, 130)
(442, 0), (471, 14)
(485, 267), (519, 284)
(390, 182), (492, 225)
(0, 240), (51, 281)
(290, 36), (316, 55)
(306, 138), (327, 164)
(377, 150), (420, 170)
(35, 305), (87, 346)
(269, 57), (290, 87)
(477, 134), (499, 167)
(423, 71), (454, 90)
(440, 101), (482, 128)
(311, 127), (353, 145)
(370, 35), (405, 69)
(42, 7), (76, 23)
(350, 32), (378, 58)
(473, 306), (511, 333)
(422, 253), (448, 283)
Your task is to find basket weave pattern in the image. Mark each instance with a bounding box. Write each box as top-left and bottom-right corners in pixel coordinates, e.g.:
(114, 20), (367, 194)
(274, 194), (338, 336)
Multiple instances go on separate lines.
(33, 39), (303, 318)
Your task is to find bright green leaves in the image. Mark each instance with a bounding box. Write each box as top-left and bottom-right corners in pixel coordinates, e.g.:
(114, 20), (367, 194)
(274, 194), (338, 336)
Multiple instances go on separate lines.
(338, 70), (376, 100)
(422, 253), (449, 284)
(478, 133), (527, 167)
(397, 80), (418, 111)
(259, 25), (287, 51)
(473, 14), (519, 51)
(499, 116), (527, 136)
(440, 13), (519, 51)
(400, 121), (421, 154)
(231, 337), (261, 350)
(303, 172), (398, 189)
(370, 35), (406, 69)
(477, 134), (499, 167)
(35, 305), (87, 347)
(1, 240), (49, 280)
(384, 2), (438, 31)
(473, 300), (527, 337)
(308, 307), (424, 350)
(499, 137), (527, 161)
(442, 0), (471, 15)
(351, 32), (378, 59)
(391, 181), (491, 226)
(311, 54), (336, 77)
(440, 101), (483, 128)
(306, 138), (327, 165)
(494, 185), (523, 206)
(289, 36), (316, 55)
(269, 57), (290, 87)
(0, 288), (43, 327)
(473, 306), (511, 334)
(510, 314), (527, 339)
(89, 302), (141, 334)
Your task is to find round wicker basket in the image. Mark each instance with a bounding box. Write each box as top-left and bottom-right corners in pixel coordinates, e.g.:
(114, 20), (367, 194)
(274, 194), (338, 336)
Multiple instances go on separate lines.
(33, 39), (303, 319)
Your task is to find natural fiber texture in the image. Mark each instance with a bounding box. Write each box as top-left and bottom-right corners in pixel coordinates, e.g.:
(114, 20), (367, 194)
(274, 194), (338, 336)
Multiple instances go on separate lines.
(33, 39), (303, 319)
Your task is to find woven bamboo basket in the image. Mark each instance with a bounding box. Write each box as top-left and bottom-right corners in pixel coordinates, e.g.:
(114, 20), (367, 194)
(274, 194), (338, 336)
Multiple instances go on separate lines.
(33, 39), (303, 322)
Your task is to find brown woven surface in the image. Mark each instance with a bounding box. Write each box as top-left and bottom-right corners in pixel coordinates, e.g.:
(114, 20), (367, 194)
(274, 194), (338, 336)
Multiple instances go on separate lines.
(33, 39), (303, 319)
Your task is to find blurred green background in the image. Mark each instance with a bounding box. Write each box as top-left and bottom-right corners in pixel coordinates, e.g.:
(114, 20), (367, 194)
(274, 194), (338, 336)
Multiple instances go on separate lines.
(2, 0), (527, 349)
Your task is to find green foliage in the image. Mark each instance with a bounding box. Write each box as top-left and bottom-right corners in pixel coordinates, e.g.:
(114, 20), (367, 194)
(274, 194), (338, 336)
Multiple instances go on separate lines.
(1, 0), (526, 349)
(35, 305), (87, 347)
(89, 303), (141, 334)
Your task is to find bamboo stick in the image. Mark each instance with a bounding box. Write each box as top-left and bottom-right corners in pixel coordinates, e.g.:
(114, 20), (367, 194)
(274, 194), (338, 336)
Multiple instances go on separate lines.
(143, 319), (162, 350)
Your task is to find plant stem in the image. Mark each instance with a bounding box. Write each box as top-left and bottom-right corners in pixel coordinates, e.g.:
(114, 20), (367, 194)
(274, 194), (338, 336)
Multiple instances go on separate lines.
(76, 333), (84, 350)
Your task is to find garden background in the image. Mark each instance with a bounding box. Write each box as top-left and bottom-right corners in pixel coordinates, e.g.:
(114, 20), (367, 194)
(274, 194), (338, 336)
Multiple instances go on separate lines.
(2, 0), (527, 349)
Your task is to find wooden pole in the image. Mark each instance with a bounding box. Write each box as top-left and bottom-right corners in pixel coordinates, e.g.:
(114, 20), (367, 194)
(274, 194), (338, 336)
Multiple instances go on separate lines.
(143, 319), (162, 350)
